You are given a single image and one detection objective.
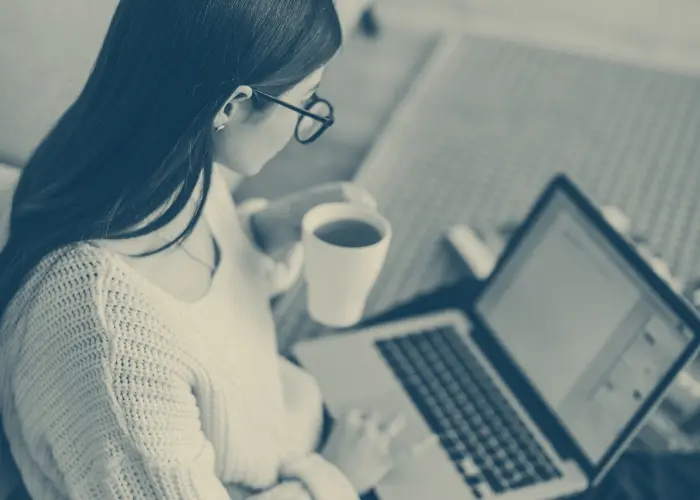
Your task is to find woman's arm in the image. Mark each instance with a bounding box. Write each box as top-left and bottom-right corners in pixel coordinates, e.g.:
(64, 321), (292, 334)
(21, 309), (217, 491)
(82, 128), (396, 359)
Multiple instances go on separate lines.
(13, 339), (234, 499)
(34, 350), (324, 499)
(275, 359), (359, 500)
(11, 299), (317, 499)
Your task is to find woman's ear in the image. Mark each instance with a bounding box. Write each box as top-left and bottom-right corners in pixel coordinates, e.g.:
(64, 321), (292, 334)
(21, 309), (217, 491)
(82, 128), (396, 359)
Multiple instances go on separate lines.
(213, 85), (254, 130)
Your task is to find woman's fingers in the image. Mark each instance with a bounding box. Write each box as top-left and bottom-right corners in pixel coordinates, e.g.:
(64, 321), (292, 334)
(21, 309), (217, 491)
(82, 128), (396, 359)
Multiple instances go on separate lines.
(344, 409), (411, 445)
(363, 412), (382, 428)
(362, 412), (384, 441)
(345, 408), (365, 427)
(339, 182), (378, 209)
(373, 413), (406, 452)
(296, 182), (376, 210)
(338, 408), (438, 478)
(409, 434), (439, 457)
(394, 434), (439, 463)
(382, 413), (406, 438)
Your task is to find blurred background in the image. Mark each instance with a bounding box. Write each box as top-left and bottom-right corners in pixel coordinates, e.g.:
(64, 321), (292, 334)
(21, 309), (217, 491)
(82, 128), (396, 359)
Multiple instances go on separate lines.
(4, 0), (700, 455)
(4, 0), (700, 196)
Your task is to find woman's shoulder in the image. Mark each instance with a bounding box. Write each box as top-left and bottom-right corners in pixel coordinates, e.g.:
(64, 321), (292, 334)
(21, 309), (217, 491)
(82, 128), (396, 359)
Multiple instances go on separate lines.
(2, 244), (197, 412)
(5, 243), (184, 358)
(12, 242), (146, 312)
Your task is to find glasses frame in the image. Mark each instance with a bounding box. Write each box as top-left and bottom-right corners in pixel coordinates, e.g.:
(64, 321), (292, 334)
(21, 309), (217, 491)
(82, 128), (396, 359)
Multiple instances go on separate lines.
(252, 89), (335, 144)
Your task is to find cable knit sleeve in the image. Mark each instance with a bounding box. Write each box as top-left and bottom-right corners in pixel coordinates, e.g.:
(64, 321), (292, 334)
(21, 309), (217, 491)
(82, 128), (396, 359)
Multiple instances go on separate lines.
(32, 336), (323, 500)
(75, 271), (314, 500)
(38, 312), (234, 498)
(80, 371), (229, 498)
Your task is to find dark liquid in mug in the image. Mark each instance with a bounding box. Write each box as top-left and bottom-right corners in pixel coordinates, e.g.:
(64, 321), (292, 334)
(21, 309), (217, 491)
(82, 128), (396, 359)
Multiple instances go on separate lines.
(314, 219), (383, 248)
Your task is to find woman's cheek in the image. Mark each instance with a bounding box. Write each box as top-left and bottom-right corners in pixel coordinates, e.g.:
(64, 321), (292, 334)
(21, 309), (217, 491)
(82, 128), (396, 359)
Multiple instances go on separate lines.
(274, 107), (300, 147)
(212, 107), (299, 176)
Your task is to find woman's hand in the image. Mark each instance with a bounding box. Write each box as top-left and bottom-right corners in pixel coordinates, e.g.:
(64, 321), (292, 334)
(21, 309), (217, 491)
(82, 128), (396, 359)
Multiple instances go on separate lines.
(321, 409), (437, 494)
(249, 182), (377, 262)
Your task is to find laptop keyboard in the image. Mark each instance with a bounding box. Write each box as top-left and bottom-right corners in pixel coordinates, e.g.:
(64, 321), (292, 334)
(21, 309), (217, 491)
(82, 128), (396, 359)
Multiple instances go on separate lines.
(375, 326), (562, 498)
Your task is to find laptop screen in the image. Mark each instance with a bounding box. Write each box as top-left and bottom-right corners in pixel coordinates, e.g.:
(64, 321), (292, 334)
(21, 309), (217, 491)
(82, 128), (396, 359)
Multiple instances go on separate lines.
(476, 189), (693, 464)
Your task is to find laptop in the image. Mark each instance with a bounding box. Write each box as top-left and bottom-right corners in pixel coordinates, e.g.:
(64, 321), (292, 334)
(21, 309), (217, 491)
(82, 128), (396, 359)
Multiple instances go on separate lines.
(293, 174), (700, 500)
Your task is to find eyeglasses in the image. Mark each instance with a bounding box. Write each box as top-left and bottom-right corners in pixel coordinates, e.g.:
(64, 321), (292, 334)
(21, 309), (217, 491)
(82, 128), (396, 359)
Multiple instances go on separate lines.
(252, 89), (335, 144)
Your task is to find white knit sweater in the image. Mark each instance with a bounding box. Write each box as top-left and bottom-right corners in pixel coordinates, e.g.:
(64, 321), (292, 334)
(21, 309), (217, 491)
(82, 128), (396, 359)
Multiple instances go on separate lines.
(0, 167), (358, 500)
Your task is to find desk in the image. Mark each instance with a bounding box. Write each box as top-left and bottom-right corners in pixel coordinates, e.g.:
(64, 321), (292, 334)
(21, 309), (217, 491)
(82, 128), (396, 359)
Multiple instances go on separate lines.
(297, 276), (700, 500)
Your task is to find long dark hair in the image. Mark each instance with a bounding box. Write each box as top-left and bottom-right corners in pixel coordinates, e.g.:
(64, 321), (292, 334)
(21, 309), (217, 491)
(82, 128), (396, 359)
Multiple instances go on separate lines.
(0, 0), (342, 323)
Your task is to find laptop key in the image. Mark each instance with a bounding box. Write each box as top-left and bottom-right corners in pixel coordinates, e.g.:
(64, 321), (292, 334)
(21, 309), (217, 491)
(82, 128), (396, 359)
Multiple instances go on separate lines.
(459, 457), (481, 476)
(509, 473), (536, 490)
(480, 468), (504, 493)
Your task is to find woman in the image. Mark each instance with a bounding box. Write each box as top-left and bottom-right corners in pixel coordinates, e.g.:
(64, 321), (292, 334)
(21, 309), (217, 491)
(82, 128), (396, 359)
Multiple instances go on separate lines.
(0, 0), (429, 498)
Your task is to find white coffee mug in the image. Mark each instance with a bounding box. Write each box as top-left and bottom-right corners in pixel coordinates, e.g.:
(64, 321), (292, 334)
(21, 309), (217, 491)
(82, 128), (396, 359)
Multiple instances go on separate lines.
(301, 202), (392, 328)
